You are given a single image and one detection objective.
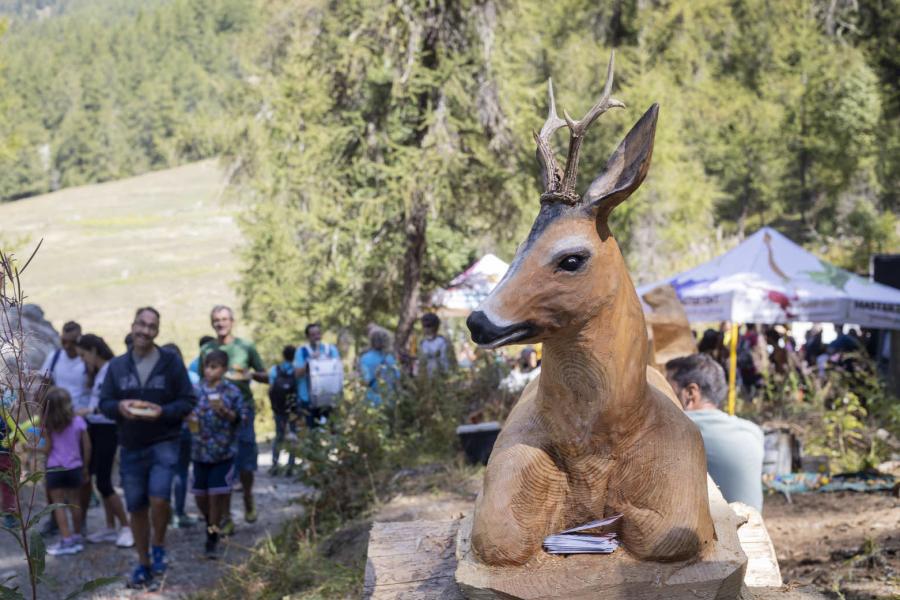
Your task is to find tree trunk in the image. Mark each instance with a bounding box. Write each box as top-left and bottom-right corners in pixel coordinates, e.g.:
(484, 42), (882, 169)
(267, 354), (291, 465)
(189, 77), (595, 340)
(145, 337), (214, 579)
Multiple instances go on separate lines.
(394, 197), (428, 364)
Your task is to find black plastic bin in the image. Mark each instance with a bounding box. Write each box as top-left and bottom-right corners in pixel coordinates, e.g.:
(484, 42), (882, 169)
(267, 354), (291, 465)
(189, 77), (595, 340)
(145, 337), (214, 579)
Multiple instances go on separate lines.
(456, 421), (501, 466)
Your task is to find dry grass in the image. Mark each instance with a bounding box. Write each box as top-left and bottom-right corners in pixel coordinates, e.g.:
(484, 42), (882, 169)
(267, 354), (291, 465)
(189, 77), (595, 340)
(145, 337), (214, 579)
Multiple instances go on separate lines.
(0, 159), (252, 357)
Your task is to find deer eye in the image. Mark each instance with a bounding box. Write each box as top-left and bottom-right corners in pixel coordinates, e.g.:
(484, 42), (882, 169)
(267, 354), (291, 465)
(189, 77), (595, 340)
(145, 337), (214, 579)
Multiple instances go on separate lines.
(557, 254), (587, 272)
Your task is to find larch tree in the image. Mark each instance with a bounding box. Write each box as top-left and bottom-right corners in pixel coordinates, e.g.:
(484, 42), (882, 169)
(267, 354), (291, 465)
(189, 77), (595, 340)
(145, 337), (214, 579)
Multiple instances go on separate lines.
(233, 0), (526, 355)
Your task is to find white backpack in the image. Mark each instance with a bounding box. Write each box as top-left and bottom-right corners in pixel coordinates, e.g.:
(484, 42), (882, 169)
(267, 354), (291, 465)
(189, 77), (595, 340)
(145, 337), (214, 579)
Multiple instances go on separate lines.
(306, 346), (344, 408)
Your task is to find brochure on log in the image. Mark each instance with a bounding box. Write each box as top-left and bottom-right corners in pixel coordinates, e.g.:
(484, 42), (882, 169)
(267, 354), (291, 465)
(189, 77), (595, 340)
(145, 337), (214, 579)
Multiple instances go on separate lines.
(542, 513), (622, 555)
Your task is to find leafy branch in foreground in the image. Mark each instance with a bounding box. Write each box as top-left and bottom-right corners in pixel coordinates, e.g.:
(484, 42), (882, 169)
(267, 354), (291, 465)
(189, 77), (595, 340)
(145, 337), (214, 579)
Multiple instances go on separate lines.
(0, 242), (114, 599)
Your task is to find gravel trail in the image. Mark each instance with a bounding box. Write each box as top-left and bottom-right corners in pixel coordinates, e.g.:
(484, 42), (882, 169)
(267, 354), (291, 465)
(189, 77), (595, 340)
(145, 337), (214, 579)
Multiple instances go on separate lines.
(0, 443), (311, 599)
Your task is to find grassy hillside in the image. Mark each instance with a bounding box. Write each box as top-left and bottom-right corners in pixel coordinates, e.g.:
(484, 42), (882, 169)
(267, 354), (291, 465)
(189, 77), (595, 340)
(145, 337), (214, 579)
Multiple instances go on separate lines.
(1, 159), (252, 358)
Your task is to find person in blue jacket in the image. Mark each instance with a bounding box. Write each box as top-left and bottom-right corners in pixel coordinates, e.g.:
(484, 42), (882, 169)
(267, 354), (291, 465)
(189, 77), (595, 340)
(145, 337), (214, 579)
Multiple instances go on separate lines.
(358, 327), (400, 407)
(100, 307), (195, 590)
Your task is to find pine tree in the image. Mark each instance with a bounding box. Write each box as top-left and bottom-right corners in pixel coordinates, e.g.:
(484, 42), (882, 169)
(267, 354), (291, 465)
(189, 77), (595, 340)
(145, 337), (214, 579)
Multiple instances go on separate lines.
(234, 0), (526, 354)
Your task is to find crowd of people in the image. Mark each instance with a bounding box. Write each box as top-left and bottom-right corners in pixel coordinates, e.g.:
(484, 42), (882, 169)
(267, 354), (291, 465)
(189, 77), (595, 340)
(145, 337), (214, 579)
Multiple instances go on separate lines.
(0, 304), (457, 590)
(7, 306), (835, 588)
(695, 322), (882, 395)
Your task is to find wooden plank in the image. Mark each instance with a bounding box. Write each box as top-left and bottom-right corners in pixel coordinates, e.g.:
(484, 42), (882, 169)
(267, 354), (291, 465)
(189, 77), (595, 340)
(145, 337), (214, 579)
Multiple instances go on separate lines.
(364, 519), (465, 600)
(740, 585), (827, 599)
(732, 502), (783, 588)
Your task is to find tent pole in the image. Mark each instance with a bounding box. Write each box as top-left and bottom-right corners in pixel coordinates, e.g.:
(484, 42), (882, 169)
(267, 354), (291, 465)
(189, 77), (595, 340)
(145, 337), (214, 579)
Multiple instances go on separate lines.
(728, 322), (739, 416)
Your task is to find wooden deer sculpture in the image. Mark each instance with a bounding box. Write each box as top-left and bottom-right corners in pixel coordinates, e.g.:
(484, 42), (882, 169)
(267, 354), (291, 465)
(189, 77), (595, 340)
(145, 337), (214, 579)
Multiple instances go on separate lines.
(466, 54), (715, 567)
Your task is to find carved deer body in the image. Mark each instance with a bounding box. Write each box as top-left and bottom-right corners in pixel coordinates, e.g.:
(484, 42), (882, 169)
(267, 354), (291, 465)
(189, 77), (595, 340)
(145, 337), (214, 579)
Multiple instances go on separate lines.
(466, 55), (714, 567)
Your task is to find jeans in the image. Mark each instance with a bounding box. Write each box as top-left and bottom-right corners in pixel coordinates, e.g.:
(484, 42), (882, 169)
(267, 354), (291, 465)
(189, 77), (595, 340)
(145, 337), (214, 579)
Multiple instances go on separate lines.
(172, 426), (192, 516)
(119, 439), (179, 513)
(272, 413), (297, 467)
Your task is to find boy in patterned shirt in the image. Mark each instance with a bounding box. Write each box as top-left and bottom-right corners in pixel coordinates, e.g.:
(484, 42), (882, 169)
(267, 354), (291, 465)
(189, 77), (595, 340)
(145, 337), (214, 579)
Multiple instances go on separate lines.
(190, 350), (246, 559)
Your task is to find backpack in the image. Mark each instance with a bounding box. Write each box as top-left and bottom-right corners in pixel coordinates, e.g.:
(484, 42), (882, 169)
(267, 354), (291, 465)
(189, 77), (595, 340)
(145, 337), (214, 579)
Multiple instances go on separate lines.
(371, 354), (399, 394)
(303, 345), (344, 409)
(268, 364), (296, 415)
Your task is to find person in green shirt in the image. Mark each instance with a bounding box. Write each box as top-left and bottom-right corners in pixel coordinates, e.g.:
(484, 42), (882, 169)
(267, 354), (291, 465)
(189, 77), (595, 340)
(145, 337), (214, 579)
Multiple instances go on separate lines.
(200, 306), (267, 527)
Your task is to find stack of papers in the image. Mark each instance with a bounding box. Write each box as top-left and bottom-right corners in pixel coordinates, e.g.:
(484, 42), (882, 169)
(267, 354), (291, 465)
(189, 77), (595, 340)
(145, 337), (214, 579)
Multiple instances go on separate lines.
(542, 514), (622, 555)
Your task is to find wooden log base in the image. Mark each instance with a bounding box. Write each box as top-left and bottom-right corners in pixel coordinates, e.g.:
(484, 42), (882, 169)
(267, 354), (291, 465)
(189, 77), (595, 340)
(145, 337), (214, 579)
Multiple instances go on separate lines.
(455, 481), (746, 600)
(364, 483), (825, 599)
(365, 519), (466, 600)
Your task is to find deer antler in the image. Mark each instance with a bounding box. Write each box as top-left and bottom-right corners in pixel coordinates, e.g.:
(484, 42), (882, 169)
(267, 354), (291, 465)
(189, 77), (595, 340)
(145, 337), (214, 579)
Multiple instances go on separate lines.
(534, 79), (567, 202)
(534, 52), (625, 205)
(560, 52), (625, 201)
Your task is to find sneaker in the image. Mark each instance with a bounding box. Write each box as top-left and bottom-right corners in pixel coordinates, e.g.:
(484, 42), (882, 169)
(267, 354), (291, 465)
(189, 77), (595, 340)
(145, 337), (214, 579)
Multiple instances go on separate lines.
(46, 538), (83, 556)
(219, 518), (235, 537)
(204, 543), (219, 560)
(244, 498), (257, 524)
(150, 545), (167, 575)
(39, 518), (58, 538)
(175, 514), (198, 528)
(87, 528), (117, 544)
(69, 533), (84, 545)
(116, 526), (134, 548)
(204, 529), (220, 560)
(126, 564), (153, 590)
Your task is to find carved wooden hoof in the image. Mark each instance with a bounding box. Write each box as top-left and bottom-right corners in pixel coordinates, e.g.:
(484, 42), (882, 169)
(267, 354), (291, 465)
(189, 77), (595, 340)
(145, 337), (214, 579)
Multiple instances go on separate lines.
(455, 482), (747, 600)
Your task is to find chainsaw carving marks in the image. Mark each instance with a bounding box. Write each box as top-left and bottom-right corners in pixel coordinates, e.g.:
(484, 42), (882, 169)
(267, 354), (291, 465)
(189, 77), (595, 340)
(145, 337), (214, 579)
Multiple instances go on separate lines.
(466, 53), (715, 567)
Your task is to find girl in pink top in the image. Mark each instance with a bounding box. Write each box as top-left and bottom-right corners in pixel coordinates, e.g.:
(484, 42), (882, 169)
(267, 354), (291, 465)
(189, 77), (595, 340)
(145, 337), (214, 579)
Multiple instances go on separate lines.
(43, 388), (91, 556)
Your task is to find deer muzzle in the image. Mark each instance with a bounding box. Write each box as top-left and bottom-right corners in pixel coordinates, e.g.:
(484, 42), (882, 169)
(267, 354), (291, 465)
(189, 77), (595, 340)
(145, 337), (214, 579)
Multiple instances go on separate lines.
(467, 311), (537, 349)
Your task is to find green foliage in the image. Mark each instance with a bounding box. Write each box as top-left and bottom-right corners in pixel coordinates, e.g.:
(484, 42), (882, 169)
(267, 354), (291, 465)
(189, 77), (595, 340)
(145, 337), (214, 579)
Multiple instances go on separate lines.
(233, 0), (528, 348)
(230, 0), (899, 342)
(195, 520), (364, 600)
(806, 392), (870, 473)
(197, 362), (500, 599)
(0, 0), (259, 200)
(293, 365), (490, 524)
(745, 351), (899, 474)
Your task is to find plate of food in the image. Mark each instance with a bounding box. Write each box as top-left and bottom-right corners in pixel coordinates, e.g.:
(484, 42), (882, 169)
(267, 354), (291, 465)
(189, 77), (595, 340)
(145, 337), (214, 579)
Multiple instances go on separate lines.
(128, 404), (159, 417)
(225, 367), (249, 381)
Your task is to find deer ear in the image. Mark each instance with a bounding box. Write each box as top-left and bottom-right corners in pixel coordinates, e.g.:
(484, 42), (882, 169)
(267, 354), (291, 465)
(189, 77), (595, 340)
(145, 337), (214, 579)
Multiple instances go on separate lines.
(583, 103), (659, 219)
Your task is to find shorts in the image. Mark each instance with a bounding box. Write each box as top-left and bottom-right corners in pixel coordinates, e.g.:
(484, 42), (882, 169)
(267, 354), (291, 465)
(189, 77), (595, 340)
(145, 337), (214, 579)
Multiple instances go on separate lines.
(233, 439), (258, 473)
(119, 439), (179, 512)
(191, 460), (235, 496)
(46, 467), (83, 490)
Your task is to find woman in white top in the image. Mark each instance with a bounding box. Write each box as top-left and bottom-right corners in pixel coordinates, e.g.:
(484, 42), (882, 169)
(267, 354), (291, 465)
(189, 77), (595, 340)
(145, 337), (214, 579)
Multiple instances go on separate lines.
(75, 334), (133, 547)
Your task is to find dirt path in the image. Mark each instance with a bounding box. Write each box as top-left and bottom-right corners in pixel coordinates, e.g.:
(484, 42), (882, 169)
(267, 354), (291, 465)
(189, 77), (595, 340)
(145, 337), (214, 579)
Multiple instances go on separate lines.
(0, 443), (311, 599)
(762, 490), (898, 599)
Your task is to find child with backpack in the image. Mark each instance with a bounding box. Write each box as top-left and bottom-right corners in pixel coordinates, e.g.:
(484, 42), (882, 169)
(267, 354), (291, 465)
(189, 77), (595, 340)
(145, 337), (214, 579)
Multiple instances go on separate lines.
(268, 345), (298, 475)
(358, 328), (400, 407)
(191, 350), (246, 559)
(43, 387), (91, 556)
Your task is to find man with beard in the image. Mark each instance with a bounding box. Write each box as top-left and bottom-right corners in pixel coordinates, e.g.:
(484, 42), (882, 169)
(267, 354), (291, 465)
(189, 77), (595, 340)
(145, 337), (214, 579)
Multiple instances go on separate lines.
(100, 307), (195, 589)
(199, 306), (266, 531)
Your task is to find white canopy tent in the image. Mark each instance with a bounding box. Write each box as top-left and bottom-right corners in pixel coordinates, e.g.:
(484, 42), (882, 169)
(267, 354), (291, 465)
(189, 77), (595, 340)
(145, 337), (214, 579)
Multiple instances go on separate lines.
(430, 253), (510, 317)
(637, 227), (900, 330)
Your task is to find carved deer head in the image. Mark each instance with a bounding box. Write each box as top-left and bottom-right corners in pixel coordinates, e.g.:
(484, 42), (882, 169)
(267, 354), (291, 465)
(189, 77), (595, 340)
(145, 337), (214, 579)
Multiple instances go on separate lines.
(467, 53), (658, 348)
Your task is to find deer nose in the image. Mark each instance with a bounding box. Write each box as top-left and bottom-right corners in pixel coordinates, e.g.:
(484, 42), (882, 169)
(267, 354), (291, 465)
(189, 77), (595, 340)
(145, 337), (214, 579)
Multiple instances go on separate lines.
(467, 310), (504, 345)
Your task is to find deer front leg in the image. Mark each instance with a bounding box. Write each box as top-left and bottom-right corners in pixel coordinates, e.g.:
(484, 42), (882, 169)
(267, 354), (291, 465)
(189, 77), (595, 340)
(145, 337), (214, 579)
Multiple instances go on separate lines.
(607, 401), (715, 561)
(471, 443), (566, 566)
